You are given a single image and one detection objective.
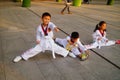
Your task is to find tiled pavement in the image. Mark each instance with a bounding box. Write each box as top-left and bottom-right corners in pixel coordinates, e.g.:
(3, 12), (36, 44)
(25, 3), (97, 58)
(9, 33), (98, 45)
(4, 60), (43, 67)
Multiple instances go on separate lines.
(0, 1), (120, 80)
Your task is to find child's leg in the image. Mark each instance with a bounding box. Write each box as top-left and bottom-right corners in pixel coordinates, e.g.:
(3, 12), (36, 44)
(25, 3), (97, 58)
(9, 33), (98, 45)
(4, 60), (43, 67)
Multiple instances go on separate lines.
(71, 48), (81, 56)
(55, 38), (67, 47)
(101, 40), (115, 46)
(84, 42), (98, 49)
(71, 48), (89, 61)
(53, 43), (69, 57)
(55, 38), (76, 58)
(13, 44), (43, 62)
(21, 44), (43, 60)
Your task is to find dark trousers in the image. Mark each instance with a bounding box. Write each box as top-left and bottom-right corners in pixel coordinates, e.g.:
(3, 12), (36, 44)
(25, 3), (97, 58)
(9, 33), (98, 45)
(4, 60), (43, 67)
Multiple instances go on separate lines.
(61, 4), (70, 13)
(83, 0), (89, 4)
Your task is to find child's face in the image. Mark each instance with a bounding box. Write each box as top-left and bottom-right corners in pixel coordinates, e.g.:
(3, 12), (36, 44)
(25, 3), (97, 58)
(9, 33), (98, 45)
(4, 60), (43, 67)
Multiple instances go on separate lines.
(71, 38), (79, 43)
(101, 23), (106, 30)
(42, 16), (51, 25)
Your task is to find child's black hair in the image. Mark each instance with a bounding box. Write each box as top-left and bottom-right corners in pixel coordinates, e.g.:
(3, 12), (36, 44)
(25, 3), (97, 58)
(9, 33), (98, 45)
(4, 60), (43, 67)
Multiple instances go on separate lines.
(71, 32), (79, 39)
(93, 21), (106, 32)
(42, 12), (51, 18)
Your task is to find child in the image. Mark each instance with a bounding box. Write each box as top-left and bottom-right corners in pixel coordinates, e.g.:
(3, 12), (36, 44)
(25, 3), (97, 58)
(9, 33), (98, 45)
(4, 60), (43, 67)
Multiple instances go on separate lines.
(61, 0), (72, 14)
(55, 32), (89, 61)
(85, 21), (120, 49)
(13, 12), (70, 62)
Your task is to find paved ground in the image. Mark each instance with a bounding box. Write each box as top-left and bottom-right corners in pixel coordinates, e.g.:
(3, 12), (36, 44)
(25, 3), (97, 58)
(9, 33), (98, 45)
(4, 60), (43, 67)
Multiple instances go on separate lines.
(0, 1), (120, 80)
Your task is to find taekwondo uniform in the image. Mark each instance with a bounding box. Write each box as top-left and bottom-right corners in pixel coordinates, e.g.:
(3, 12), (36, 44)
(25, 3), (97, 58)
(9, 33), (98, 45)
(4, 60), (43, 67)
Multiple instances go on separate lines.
(85, 30), (115, 49)
(21, 22), (69, 60)
(55, 36), (87, 56)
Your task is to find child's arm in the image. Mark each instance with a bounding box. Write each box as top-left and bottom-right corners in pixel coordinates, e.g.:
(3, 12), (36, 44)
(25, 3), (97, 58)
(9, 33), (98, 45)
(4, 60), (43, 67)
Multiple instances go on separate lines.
(49, 22), (59, 32)
(36, 26), (41, 44)
(77, 40), (87, 52)
(36, 40), (40, 44)
(93, 30), (108, 42)
(54, 27), (59, 32)
(103, 32), (108, 42)
(48, 27), (59, 32)
(66, 36), (74, 45)
(92, 30), (102, 41)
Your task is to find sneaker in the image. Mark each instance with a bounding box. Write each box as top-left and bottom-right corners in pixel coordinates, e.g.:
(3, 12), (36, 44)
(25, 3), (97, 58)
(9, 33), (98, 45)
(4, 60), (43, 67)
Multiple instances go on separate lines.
(68, 52), (76, 58)
(97, 46), (101, 49)
(80, 53), (89, 61)
(68, 12), (72, 14)
(61, 12), (64, 15)
(13, 56), (22, 63)
(116, 40), (120, 44)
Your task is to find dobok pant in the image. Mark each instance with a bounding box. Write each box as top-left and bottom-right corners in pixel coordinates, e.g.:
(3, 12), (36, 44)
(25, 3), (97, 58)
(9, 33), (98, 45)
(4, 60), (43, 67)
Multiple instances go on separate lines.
(21, 37), (69, 60)
(55, 38), (82, 56)
(85, 40), (115, 49)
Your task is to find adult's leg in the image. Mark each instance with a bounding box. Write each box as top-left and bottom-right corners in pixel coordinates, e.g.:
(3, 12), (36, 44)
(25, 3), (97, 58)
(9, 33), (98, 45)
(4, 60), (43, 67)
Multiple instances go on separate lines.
(67, 4), (72, 14)
(61, 4), (67, 14)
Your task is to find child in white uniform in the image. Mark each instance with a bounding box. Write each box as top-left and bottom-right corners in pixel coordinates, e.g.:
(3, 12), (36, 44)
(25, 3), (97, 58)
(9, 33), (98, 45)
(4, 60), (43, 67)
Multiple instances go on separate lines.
(55, 32), (89, 61)
(85, 21), (120, 49)
(13, 12), (69, 62)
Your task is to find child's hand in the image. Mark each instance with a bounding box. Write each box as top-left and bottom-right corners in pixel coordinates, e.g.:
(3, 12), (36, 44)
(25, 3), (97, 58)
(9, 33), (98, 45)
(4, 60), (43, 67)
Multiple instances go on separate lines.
(54, 27), (59, 32)
(106, 40), (108, 43)
(36, 40), (40, 44)
(98, 37), (102, 40)
(85, 50), (89, 54)
(48, 28), (51, 32)
(68, 40), (74, 45)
